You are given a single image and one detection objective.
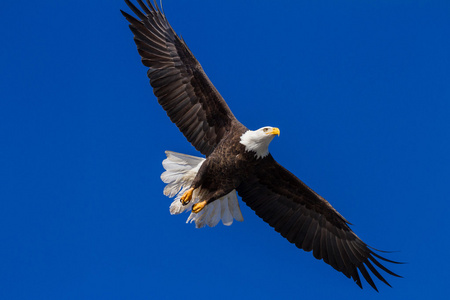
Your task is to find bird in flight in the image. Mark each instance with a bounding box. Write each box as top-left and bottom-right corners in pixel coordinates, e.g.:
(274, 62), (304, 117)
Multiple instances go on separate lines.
(121, 0), (401, 291)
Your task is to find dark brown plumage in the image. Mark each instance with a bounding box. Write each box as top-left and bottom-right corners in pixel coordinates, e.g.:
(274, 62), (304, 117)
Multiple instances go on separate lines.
(121, 0), (239, 156)
(122, 0), (401, 291)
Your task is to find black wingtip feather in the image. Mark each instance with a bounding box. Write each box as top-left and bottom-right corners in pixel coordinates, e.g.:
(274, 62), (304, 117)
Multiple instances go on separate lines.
(125, 0), (147, 20)
(136, 0), (152, 15)
(353, 269), (363, 289)
(369, 255), (403, 278)
(371, 250), (405, 265)
(358, 263), (378, 292)
(365, 260), (392, 287)
(121, 10), (138, 23)
(146, 0), (156, 12)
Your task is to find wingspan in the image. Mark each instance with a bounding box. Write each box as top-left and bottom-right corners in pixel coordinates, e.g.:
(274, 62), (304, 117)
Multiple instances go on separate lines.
(237, 155), (401, 291)
(122, 0), (239, 156)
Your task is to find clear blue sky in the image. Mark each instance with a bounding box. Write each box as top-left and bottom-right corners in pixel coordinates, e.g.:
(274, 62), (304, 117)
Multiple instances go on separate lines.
(1, 0), (449, 299)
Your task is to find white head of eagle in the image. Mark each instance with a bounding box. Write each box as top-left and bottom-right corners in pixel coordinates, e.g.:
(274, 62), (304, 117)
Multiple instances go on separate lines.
(240, 126), (280, 159)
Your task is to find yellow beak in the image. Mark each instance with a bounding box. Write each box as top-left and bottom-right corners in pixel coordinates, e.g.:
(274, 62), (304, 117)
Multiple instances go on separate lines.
(269, 127), (280, 136)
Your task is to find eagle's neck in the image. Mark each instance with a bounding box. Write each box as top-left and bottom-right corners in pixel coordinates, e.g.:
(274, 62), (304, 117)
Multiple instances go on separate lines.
(239, 130), (274, 159)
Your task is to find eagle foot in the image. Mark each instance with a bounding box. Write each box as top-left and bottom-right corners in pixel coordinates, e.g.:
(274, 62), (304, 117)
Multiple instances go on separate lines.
(192, 200), (207, 213)
(180, 187), (194, 205)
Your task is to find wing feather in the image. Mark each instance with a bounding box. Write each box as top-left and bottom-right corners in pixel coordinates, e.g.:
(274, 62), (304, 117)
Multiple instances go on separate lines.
(237, 155), (401, 290)
(122, 0), (240, 156)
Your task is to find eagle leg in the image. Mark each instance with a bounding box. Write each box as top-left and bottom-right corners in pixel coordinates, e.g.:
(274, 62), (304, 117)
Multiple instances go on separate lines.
(180, 187), (194, 205)
(192, 200), (207, 213)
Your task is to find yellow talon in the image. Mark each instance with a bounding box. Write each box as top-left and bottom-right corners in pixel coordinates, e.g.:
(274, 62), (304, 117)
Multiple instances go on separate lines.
(180, 187), (194, 205)
(192, 200), (207, 213)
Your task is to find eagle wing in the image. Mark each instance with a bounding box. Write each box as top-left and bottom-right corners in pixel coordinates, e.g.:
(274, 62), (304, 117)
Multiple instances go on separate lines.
(122, 0), (238, 156)
(237, 155), (401, 291)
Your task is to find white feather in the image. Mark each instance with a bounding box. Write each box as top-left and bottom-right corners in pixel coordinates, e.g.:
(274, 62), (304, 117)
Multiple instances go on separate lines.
(209, 200), (222, 227)
(228, 192), (244, 222)
(220, 196), (233, 226)
(161, 151), (244, 228)
(239, 126), (277, 159)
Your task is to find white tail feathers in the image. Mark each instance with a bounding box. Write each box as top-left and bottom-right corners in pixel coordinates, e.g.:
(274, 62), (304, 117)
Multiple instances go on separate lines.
(161, 151), (244, 228)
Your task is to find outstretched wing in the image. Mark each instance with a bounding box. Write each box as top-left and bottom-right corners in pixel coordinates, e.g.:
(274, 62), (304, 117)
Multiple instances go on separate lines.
(122, 0), (239, 156)
(237, 155), (401, 291)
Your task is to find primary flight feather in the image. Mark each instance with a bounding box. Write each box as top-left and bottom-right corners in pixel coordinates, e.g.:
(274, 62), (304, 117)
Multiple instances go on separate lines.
(121, 0), (401, 291)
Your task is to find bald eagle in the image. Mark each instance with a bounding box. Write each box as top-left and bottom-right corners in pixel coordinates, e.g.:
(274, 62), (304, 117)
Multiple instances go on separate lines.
(121, 0), (401, 291)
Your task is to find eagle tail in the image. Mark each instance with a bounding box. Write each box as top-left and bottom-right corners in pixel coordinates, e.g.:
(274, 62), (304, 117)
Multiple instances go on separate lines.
(161, 151), (243, 228)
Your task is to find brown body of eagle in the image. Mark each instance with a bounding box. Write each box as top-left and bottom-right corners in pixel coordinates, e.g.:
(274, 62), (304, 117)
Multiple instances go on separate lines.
(121, 0), (401, 291)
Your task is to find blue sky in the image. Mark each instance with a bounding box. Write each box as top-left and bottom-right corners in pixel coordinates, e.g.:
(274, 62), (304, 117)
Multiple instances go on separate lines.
(1, 0), (449, 299)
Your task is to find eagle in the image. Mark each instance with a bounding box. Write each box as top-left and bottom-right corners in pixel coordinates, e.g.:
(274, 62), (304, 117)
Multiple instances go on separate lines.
(121, 0), (401, 291)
